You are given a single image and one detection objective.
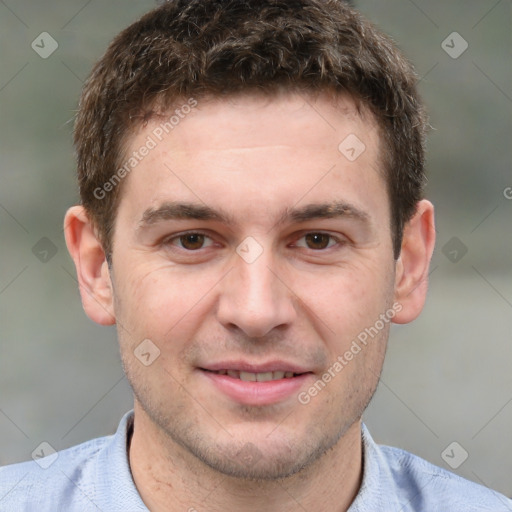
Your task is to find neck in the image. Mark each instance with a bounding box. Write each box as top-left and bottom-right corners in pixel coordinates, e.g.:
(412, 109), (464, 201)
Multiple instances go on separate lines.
(129, 405), (363, 512)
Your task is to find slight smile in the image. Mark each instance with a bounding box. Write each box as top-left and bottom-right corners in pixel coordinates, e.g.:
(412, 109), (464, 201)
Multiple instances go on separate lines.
(198, 361), (314, 406)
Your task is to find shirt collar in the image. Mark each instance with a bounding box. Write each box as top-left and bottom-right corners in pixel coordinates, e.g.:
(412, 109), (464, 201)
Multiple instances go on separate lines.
(95, 410), (148, 511)
(348, 423), (402, 511)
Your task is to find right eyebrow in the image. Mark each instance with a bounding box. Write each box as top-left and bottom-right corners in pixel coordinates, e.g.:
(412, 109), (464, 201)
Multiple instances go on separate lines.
(137, 201), (237, 230)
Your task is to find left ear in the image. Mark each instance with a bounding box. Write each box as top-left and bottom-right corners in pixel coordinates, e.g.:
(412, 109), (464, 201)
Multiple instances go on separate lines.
(392, 199), (435, 324)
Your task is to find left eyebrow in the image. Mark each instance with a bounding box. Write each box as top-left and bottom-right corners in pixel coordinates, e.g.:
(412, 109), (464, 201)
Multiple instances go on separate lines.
(275, 201), (370, 227)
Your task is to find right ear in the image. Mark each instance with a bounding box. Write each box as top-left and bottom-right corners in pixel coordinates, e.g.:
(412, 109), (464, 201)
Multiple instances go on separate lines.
(64, 206), (115, 325)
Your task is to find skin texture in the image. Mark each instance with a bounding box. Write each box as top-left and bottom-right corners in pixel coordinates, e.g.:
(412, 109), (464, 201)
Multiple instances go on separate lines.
(65, 92), (435, 512)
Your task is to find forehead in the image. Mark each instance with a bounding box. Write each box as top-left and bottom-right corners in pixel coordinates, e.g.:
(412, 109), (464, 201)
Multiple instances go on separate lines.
(146, 92), (379, 152)
(117, 92), (386, 226)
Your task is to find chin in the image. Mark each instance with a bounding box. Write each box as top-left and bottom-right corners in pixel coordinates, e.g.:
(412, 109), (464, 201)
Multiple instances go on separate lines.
(180, 426), (342, 481)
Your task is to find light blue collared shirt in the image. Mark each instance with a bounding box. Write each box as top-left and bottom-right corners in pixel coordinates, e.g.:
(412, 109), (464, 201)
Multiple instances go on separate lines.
(0, 410), (511, 511)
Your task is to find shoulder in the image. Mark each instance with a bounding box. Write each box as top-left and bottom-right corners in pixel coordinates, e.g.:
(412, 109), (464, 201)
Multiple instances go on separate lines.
(379, 442), (512, 511)
(351, 424), (512, 511)
(0, 436), (110, 512)
(0, 411), (145, 512)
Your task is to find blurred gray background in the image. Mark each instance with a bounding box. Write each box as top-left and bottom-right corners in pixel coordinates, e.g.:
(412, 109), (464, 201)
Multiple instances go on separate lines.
(1, 0), (511, 499)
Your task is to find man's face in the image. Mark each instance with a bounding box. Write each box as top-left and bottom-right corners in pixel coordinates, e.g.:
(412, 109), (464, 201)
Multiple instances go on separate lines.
(111, 93), (397, 479)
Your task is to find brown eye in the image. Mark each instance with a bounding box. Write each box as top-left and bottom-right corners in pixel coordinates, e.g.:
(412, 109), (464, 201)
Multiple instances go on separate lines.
(304, 233), (332, 250)
(178, 233), (206, 250)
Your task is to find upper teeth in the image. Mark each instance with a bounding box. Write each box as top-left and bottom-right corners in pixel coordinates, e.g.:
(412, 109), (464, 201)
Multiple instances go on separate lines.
(216, 370), (296, 381)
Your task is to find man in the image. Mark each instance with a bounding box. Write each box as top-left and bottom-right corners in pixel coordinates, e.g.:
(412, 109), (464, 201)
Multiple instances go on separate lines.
(0, 1), (510, 510)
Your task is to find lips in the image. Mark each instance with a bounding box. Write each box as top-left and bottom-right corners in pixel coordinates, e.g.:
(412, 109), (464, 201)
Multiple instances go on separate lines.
(198, 361), (314, 405)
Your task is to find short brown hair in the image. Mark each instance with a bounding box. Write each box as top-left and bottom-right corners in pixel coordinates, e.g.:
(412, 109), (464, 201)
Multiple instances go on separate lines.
(74, 0), (428, 259)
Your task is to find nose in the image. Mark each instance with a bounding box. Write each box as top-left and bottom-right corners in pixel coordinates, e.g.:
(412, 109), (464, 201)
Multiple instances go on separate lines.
(216, 245), (297, 338)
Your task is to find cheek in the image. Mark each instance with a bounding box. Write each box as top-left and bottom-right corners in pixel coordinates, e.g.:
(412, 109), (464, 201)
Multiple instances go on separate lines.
(115, 264), (217, 344)
(303, 260), (392, 337)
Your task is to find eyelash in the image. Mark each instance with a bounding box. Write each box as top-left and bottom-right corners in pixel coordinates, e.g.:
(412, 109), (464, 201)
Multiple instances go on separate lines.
(162, 231), (346, 252)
